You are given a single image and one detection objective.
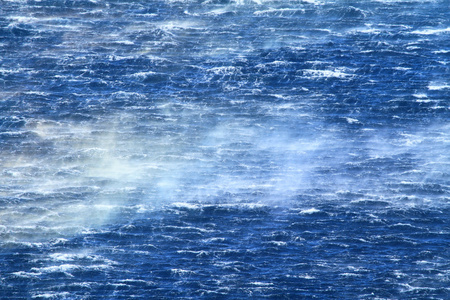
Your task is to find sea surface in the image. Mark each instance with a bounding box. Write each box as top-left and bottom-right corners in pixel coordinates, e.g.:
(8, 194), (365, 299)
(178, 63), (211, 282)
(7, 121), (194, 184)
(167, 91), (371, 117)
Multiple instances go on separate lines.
(1, 0), (449, 298)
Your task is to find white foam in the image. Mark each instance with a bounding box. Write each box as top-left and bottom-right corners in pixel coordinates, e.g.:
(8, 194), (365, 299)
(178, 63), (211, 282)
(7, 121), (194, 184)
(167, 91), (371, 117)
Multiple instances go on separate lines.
(412, 93), (427, 98)
(129, 71), (158, 79)
(171, 202), (201, 210)
(254, 8), (304, 16)
(433, 50), (450, 54)
(250, 282), (274, 286)
(393, 67), (411, 71)
(428, 83), (450, 90)
(345, 117), (360, 124)
(203, 7), (234, 16)
(412, 27), (450, 35)
(304, 68), (353, 79)
(31, 292), (71, 299)
(171, 269), (195, 276)
(299, 208), (320, 214)
(301, 0), (323, 4)
(48, 252), (114, 264)
(340, 273), (362, 277)
(208, 66), (241, 75)
(267, 241), (287, 247)
(354, 27), (382, 34)
(158, 20), (203, 31)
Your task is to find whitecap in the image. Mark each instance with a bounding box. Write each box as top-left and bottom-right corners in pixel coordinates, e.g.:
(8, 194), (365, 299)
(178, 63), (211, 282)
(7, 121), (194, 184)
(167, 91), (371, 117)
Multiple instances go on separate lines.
(208, 66), (241, 75)
(170, 202), (201, 210)
(249, 282), (274, 286)
(340, 273), (362, 277)
(171, 268), (195, 276)
(345, 117), (360, 124)
(128, 71), (158, 79)
(31, 292), (71, 299)
(32, 264), (80, 274)
(254, 8), (304, 16)
(303, 68), (353, 79)
(412, 27), (450, 35)
(428, 83), (450, 90)
(433, 50), (450, 54)
(412, 93), (427, 98)
(299, 208), (320, 214)
(267, 241), (287, 247)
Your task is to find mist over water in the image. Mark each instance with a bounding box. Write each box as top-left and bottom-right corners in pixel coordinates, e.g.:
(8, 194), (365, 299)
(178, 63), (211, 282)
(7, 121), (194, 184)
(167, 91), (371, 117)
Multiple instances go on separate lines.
(1, 0), (449, 298)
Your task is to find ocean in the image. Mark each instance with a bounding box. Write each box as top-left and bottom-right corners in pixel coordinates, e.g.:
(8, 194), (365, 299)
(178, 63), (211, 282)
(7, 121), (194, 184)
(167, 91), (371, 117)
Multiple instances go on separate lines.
(0, 0), (449, 298)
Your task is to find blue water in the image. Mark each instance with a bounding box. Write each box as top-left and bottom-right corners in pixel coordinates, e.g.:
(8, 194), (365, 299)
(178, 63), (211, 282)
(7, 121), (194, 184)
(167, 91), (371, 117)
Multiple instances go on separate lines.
(1, 0), (449, 298)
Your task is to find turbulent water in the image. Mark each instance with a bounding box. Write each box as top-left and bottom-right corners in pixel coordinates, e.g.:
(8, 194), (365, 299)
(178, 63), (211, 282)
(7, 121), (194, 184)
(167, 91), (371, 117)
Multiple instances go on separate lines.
(1, 0), (449, 298)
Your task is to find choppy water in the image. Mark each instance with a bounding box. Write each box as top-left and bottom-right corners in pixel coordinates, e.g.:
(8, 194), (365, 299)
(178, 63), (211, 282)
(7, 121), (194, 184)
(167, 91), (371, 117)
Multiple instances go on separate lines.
(1, 0), (449, 298)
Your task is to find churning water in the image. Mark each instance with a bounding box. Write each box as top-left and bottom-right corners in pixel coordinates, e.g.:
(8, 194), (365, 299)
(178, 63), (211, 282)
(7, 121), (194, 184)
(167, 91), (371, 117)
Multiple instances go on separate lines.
(0, 0), (449, 298)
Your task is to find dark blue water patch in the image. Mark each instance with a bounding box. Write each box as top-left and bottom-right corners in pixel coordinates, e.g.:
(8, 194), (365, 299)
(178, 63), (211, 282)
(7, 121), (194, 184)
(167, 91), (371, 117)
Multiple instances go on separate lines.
(1, 204), (448, 299)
